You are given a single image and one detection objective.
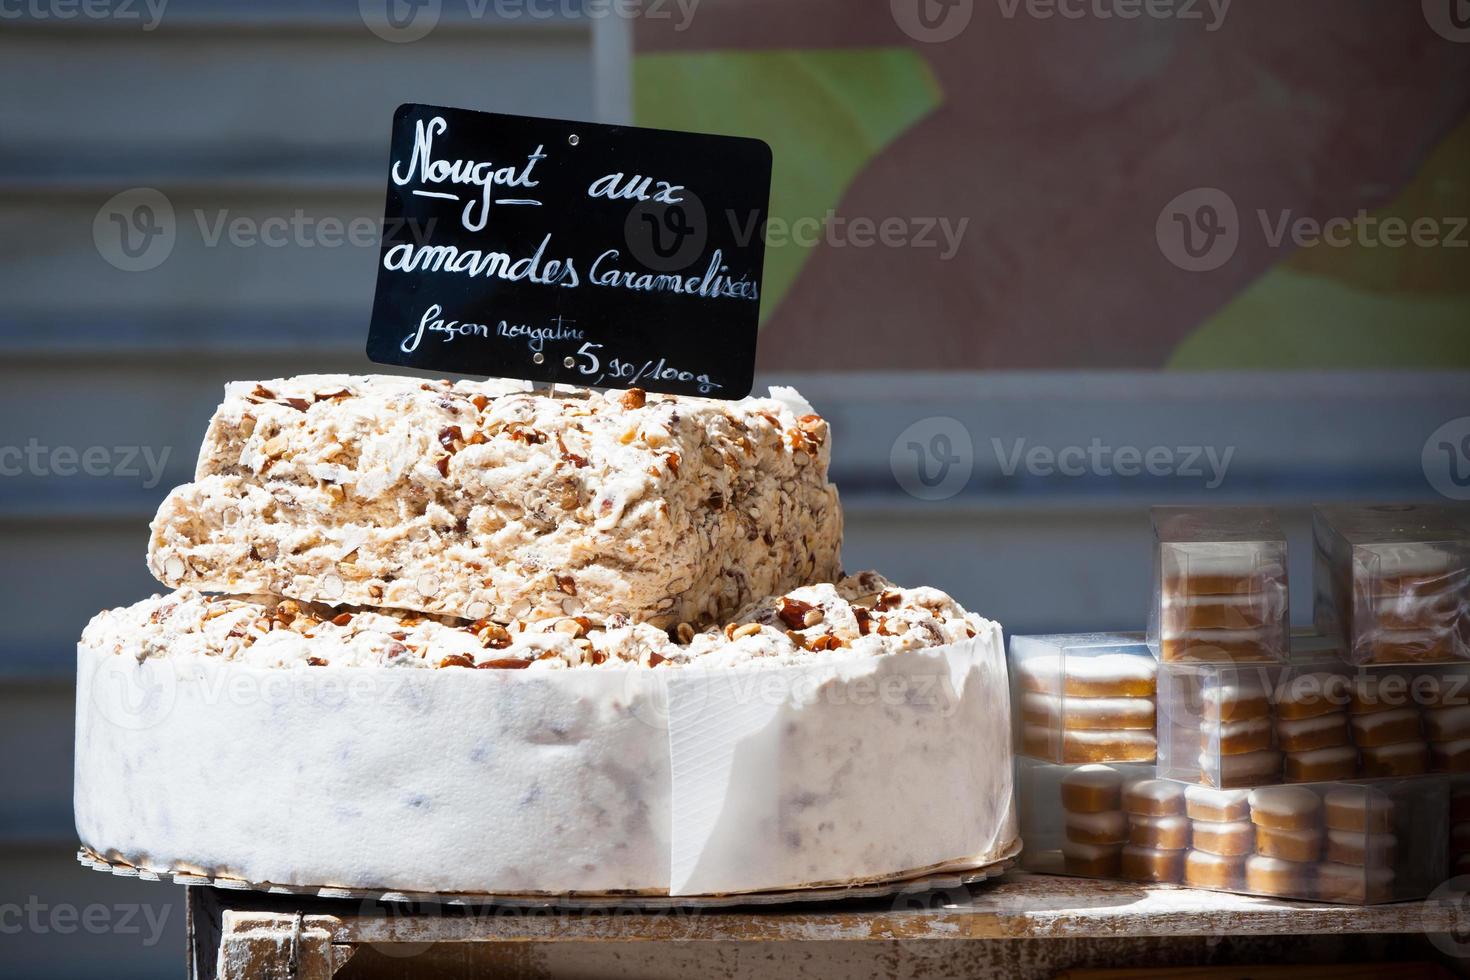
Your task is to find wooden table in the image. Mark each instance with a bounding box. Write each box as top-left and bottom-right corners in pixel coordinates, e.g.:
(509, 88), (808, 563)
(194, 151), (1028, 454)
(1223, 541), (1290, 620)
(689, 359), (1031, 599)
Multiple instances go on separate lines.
(186, 872), (1470, 979)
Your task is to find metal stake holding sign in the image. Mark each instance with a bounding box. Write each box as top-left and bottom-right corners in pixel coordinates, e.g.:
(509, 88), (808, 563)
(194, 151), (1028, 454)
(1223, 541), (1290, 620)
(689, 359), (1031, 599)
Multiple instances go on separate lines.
(366, 104), (773, 399)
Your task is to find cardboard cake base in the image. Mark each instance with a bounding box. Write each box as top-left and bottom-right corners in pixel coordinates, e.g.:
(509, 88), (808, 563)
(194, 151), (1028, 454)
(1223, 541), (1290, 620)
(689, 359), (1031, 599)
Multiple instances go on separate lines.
(78, 840), (1021, 909)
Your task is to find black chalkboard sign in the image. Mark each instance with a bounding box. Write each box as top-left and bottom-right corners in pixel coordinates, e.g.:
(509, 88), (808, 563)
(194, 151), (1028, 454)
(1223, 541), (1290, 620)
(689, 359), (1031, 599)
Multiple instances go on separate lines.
(366, 104), (772, 399)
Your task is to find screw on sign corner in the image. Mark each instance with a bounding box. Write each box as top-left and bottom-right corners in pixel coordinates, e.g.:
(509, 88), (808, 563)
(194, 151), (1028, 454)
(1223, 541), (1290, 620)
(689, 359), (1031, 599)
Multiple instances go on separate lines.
(1424, 0), (1470, 42)
(93, 188), (176, 273)
(360, 0), (442, 42)
(1424, 417), (1470, 501)
(890, 417), (974, 501)
(1155, 187), (1239, 273)
(891, 0), (974, 42)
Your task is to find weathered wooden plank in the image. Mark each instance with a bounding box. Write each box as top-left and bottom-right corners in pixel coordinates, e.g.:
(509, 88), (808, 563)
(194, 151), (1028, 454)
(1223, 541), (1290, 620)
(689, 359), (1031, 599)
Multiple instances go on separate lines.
(1056, 965), (1455, 979)
(180, 875), (1470, 949)
(328, 936), (1460, 980)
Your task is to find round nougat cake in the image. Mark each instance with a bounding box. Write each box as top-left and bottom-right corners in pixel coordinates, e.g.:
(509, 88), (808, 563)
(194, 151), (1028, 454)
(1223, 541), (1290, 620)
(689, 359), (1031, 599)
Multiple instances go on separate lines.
(76, 573), (1017, 896)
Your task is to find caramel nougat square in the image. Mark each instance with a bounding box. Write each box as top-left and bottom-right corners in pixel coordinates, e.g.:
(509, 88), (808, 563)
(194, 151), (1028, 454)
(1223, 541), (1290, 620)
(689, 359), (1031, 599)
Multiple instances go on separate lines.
(148, 375), (842, 627)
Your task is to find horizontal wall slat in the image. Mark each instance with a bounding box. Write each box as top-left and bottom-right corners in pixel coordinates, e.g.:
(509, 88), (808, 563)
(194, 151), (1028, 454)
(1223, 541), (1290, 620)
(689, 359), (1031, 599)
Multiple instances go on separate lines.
(1, 32), (595, 168)
(0, 687), (76, 841)
(0, 842), (185, 980)
(1, 0), (597, 31)
(5, 193), (390, 312)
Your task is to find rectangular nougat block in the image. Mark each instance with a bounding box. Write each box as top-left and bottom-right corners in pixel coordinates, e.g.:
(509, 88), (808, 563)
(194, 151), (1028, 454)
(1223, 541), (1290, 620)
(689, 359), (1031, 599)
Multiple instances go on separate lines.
(148, 375), (842, 627)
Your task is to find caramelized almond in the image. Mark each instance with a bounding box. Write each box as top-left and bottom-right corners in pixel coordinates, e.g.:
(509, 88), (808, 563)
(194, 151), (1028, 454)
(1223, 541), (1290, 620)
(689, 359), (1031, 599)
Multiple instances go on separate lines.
(474, 622), (512, 649)
(477, 658), (532, 670)
(439, 425), (465, 451)
(776, 597), (816, 630)
(508, 425), (548, 445)
(553, 617), (586, 637)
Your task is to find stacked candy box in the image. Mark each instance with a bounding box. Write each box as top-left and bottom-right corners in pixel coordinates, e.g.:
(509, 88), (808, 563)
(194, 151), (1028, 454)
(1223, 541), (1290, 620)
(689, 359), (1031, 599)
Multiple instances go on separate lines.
(1314, 503), (1470, 666)
(1149, 506), (1290, 664)
(1208, 781), (1445, 903)
(1008, 633), (1157, 765)
(1160, 661), (1341, 788)
(1421, 669), (1470, 773)
(1014, 759), (1160, 880)
(1011, 502), (1463, 904)
(1159, 658), (1470, 787)
(1016, 759), (1448, 904)
(1351, 672), (1432, 778)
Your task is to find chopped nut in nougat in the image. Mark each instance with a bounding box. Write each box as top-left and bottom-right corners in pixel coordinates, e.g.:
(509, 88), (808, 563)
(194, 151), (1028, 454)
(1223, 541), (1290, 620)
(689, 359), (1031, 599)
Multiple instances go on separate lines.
(147, 375), (842, 627)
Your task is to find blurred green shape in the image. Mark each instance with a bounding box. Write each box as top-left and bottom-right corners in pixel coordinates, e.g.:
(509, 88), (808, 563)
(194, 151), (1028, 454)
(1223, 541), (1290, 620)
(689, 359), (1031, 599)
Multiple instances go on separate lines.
(1172, 113), (1470, 370)
(635, 49), (942, 323)
(1169, 268), (1470, 369)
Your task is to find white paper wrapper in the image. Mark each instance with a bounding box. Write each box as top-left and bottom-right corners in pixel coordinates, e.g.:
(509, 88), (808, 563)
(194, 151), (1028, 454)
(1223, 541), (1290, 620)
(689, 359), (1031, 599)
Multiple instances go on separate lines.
(667, 624), (1016, 894)
(75, 645), (672, 894)
(75, 621), (1015, 897)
